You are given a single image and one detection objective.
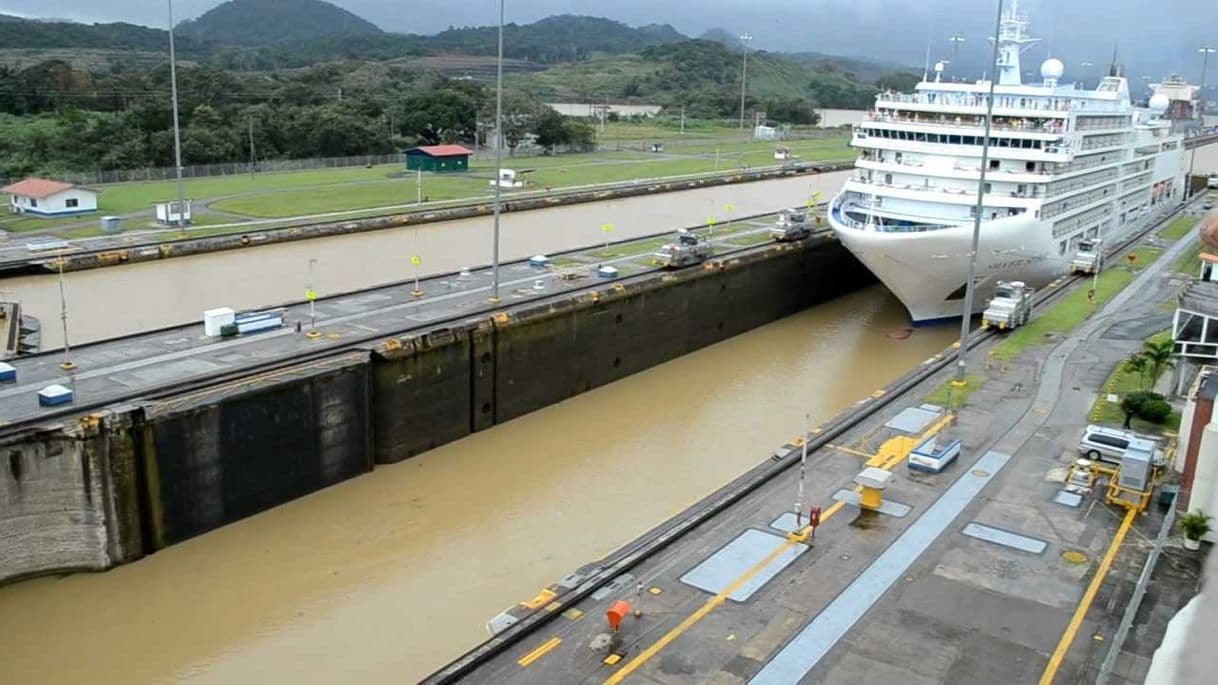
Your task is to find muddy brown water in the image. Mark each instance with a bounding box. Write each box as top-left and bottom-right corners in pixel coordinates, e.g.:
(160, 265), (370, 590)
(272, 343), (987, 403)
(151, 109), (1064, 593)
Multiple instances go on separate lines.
(0, 172), (961, 683)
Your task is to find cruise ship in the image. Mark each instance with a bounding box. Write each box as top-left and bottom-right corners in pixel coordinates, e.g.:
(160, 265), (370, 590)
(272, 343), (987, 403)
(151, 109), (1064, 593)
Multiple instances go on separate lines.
(827, 1), (1188, 323)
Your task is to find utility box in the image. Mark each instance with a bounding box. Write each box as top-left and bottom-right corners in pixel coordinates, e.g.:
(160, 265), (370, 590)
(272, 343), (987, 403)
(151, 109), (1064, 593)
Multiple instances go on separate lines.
(203, 307), (235, 337)
(1118, 437), (1155, 492)
(38, 383), (73, 407)
(100, 216), (121, 235)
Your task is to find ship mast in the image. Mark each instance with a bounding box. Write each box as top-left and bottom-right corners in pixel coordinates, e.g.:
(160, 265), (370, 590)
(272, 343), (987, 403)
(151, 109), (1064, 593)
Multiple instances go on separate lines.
(992, 0), (1040, 86)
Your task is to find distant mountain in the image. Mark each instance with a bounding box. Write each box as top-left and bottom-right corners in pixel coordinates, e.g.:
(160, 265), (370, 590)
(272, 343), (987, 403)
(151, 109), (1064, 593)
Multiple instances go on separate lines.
(215, 14), (686, 69)
(513, 39), (919, 114)
(415, 15), (684, 62)
(0, 14), (206, 53)
(176, 0), (382, 46)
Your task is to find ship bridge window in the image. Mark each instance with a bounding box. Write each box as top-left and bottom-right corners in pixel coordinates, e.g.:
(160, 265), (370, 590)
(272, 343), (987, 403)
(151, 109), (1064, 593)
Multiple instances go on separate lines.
(1059, 241), (1067, 255)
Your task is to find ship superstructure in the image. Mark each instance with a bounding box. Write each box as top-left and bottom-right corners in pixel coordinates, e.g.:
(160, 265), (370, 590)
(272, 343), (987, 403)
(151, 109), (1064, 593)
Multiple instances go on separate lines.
(828, 1), (1187, 322)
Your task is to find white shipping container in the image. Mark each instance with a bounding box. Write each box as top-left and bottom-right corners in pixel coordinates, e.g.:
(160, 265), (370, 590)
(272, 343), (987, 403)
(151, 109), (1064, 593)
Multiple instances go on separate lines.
(203, 307), (235, 337)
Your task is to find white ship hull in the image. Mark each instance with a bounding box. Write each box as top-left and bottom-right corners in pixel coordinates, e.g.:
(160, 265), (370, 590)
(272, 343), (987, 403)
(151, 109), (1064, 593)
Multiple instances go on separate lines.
(828, 204), (1060, 322)
(828, 198), (1172, 323)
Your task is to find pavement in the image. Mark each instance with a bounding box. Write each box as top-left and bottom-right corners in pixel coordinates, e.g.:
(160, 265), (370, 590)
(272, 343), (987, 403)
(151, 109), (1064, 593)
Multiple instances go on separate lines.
(449, 212), (1209, 684)
(0, 216), (788, 427)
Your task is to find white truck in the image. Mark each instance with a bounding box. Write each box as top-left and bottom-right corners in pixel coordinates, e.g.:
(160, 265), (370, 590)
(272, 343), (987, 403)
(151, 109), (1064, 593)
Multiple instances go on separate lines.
(1070, 239), (1102, 275)
(981, 280), (1034, 330)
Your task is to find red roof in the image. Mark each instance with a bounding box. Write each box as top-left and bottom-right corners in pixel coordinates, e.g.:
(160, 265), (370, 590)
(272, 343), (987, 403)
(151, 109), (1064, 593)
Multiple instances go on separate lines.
(1, 177), (81, 199)
(409, 145), (473, 157)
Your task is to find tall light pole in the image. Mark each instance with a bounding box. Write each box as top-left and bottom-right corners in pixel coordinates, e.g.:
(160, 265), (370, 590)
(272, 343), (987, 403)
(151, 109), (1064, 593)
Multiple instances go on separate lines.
(490, 0), (505, 303)
(1189, 46), (1216, 192)
(738, 33), (752, 130)
(1200, 46), (1216, 116)
(954, 0), (1005, 386)
(949, 33), (965, 68)
(167, 0), (186, 232)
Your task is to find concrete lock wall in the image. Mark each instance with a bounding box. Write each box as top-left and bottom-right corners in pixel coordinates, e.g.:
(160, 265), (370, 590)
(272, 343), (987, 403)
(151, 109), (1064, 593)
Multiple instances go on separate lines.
(138, 352), (373, 549)
(1, 238), (872, 582)
(369, 237), (873, 464)
(0, 412), (143, 583)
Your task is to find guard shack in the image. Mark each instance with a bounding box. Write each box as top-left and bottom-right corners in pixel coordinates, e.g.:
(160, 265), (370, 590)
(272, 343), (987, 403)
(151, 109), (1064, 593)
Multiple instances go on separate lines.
(405, 145), (473, 173)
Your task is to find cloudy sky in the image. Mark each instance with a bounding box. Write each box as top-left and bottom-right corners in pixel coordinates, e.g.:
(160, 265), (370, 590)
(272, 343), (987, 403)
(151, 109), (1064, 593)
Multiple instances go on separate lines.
(0, 0), (1213, 86)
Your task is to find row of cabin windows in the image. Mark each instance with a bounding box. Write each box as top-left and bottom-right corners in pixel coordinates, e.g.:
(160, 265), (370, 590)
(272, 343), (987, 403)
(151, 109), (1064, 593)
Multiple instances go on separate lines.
(862, 128), (1047, 149)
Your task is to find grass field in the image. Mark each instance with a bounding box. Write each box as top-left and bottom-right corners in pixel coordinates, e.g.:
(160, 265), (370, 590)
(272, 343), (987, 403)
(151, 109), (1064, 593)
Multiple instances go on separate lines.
(210, 137), (851, 219)
(0, 132), (851, 233)
(1159, 215), (1198, 241)
(990, 248), (1163, 361)
(1087, 330), (1181, 432)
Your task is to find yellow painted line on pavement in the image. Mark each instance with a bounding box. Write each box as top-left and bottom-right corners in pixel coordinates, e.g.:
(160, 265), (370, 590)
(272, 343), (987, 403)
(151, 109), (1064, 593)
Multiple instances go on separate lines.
(518, 636), (562, 668)
(602, 417), (948, 684)
(1038, 507), (1137, 684)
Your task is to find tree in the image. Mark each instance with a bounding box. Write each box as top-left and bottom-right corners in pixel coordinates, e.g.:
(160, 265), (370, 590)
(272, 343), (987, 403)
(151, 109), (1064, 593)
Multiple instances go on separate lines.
(1141, 338), (1176, 389)
(533, 109), (568, 151)
(497, 90), (546, 155)
(1123, 353), (1149, 390)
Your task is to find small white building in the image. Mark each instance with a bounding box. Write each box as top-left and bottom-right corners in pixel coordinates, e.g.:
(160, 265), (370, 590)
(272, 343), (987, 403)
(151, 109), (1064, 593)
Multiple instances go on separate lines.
(753, 125), (778, 141)
(2, 178), (98, 217)
(154, 199), (193, 226)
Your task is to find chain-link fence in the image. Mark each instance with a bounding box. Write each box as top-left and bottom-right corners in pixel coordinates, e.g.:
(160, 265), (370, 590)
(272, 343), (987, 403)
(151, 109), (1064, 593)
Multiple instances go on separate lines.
(44, 153), (407, 186)
(8, 125), (850, 187)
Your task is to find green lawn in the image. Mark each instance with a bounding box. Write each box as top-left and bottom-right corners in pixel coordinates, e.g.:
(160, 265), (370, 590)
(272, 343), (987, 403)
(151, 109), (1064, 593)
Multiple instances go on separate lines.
(1088, 330), (1181, 432)
(1160, 216), (1197, 241)
(1, 132), (851, 232)
(924, 374), (985, 410)
(1171, 236), (1204, 275)
(212, 138), (851, 219)
(991, 250), (1162, 361)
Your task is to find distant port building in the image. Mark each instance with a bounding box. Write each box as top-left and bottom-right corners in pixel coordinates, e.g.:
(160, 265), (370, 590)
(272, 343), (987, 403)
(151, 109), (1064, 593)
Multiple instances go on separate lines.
(2, 177), (98, 217)
(405, 145), (474, 173)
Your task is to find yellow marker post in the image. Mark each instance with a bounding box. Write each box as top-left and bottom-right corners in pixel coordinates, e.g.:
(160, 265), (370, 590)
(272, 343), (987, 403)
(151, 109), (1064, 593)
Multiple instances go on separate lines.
(602, 223), (613, 252)
(411, 255), (423, 297)
(305, 257), (319, 333)
(725, 202), (735, 232)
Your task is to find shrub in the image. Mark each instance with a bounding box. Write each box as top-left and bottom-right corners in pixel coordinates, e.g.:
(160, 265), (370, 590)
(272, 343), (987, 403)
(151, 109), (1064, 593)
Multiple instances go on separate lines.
(1139, 398), (1172, 424)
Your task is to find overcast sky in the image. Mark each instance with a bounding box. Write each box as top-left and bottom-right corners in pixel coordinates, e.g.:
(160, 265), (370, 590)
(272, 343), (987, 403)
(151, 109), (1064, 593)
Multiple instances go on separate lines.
(1, 0), (1213, 87)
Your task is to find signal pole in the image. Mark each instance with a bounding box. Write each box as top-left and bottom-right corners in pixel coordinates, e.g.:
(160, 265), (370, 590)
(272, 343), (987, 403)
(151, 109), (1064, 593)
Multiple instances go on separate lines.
(738, 33), (752, 130)
(954, 0), (1005, 386)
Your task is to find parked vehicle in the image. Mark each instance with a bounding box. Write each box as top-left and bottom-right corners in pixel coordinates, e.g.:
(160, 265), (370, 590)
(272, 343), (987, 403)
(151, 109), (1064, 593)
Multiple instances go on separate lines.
(770, 209), (813, 242)
(653, 229), (712, 269)
(1078, 424), (1166, 467)
(981, 281), (1034, 330)
(1070, 239), (1102, 275)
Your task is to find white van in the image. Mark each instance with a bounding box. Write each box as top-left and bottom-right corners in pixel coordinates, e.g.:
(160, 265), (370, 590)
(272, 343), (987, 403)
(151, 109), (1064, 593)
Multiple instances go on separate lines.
(1078, 425), (1165, 467)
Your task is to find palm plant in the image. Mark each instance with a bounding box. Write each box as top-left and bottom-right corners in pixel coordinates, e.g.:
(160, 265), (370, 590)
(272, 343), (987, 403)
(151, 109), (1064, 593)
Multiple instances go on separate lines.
(1123, 353), (1149, 390)
(1141, 338), (1176, 389)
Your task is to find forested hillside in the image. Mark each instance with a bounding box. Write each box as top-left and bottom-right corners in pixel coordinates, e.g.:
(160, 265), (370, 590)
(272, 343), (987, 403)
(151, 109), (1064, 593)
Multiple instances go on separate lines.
(176, 0), (382, 46)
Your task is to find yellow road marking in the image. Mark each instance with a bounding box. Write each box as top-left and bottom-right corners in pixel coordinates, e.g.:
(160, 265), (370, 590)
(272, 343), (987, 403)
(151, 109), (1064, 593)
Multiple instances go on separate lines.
(1038, 507), (1137, 684)
(602, 415), (950, 684)
(518, 636), (562, 668)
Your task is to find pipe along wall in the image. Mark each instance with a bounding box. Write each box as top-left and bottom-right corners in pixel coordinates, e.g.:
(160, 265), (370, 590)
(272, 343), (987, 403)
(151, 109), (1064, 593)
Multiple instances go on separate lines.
(0, 236), (873, 583)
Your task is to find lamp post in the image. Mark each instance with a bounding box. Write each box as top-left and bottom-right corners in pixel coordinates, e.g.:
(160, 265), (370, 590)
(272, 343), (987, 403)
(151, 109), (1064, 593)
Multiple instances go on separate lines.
(490, 0), (505, 303)
(949, 33), (965, 69)
(954, 0), (1005, 386)
(738, 33), (752, 130)
(1190, 46), (1217, 190)
(167, 0), (186, 232)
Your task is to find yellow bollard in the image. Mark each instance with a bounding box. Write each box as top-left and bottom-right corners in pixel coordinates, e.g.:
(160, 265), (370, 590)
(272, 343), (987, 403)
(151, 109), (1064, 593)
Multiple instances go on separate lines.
(859, 486), (884, 510)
